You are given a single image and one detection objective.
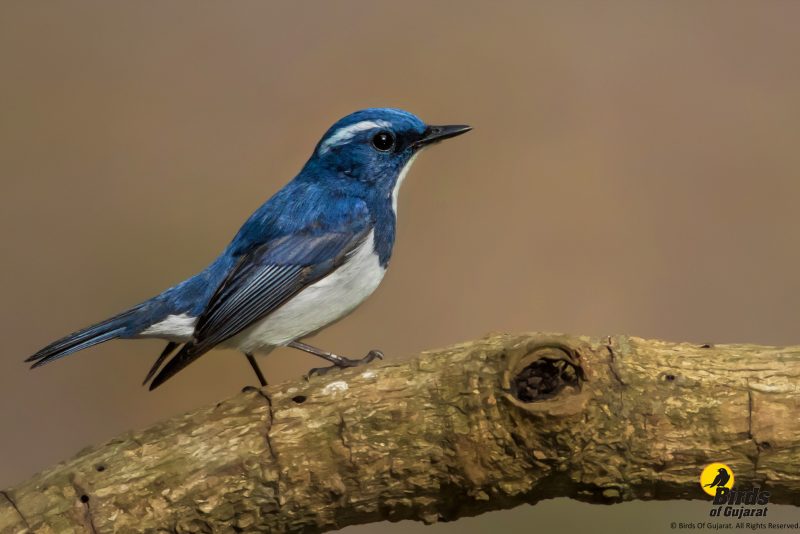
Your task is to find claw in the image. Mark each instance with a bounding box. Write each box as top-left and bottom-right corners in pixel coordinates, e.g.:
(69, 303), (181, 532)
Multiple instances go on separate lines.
(305, 366), (336, 379)
(305, 349), (384, 379)
(363, 349), (384, 363)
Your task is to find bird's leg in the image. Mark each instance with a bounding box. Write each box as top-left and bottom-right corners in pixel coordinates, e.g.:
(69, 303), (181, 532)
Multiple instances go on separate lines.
(245, 353), (268, 387)
(288, 340), (383, 378)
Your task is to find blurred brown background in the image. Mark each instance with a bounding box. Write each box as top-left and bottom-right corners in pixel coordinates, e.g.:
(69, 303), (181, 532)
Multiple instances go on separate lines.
(1, 1), (799, 532)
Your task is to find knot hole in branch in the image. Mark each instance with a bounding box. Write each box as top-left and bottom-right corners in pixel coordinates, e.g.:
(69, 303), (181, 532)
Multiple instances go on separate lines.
(511, 344), (584, 403)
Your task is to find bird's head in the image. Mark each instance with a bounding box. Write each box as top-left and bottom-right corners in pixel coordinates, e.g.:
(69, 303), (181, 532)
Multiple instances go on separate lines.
(306, 108), (470, 204)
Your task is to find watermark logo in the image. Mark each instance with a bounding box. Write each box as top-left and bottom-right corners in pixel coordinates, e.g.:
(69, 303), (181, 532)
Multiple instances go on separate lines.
(669, 463), (790, 529)
(700, 463), (770, 518)
(700, 462), (734, 497)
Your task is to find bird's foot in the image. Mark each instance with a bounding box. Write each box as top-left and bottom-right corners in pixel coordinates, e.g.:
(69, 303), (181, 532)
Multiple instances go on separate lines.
(305, 349), (384, 379)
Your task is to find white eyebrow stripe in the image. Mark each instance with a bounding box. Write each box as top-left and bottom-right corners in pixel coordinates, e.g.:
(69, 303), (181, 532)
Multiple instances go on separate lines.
(318, 120), (391, 155)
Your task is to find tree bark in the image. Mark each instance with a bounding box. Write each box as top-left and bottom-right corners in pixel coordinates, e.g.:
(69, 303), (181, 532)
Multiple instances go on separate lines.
(1, 333), (799, 533)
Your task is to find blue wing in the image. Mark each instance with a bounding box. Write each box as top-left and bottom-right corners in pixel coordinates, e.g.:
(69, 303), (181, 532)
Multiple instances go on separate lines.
(147, 226), (371, 389)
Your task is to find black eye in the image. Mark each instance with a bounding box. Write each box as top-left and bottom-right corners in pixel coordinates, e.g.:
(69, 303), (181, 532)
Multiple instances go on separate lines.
(371, 131), (395, 151)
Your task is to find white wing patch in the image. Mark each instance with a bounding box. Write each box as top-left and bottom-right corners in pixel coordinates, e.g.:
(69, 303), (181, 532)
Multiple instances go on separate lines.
(318, 120), (391, 155)
(139, 313), (197, 341)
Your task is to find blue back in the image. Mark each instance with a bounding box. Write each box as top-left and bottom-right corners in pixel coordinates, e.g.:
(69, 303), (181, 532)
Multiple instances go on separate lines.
(156, 108), (428, 320)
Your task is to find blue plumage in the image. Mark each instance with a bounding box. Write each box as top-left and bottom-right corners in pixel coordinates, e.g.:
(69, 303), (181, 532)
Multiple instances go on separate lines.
(26, 108), (471, 389)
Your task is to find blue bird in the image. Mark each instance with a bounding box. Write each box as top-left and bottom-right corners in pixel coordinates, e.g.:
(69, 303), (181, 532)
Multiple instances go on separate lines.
(26, 108), (471, 390)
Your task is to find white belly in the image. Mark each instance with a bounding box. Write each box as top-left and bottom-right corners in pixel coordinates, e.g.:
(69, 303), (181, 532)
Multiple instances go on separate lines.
(138, 231), (386, 352)
(229, 230), (386, 353)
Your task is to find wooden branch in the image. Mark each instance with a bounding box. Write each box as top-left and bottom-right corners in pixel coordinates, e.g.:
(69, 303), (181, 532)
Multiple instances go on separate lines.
(2, 333), (799, 533)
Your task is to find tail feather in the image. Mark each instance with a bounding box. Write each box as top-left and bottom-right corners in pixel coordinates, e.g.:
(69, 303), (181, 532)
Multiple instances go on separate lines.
(26, 305), (144, 368)
(148, 343), (209, 390)
(142, 341), (180, 385)
(29, 328), (126, 368)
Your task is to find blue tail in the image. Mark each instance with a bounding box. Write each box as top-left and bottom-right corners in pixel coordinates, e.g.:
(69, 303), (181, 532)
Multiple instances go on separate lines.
(25, 303), (148, 368)
(26, 257), (233, 370)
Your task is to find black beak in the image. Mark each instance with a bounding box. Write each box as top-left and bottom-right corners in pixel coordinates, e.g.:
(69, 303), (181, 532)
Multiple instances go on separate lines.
(413, 124), (472, 148)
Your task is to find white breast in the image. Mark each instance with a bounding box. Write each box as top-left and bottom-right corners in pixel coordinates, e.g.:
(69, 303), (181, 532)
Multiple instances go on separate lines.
(230, 230), (386, 353)
(391, 151), (421, 215)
